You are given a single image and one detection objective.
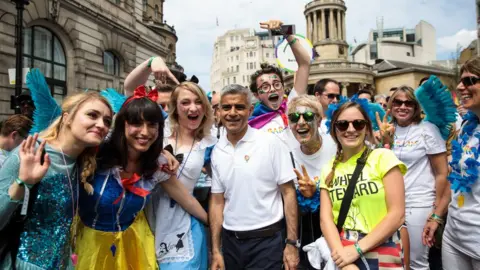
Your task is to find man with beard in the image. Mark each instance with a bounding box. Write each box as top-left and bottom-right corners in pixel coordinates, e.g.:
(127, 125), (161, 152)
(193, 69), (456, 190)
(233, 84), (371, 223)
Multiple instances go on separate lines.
(287, 95), (336, 269)
(210, 84), (299, 270)
(248, 20), (311, 150)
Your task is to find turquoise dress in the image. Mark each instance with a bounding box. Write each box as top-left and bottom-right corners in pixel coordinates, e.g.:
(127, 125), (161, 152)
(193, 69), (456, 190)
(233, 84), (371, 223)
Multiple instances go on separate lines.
(0, 143), (77, 270)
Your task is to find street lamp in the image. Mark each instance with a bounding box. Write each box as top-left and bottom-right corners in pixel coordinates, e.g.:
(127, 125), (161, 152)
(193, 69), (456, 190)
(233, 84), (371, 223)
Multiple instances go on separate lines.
(11, 0), (30, 113)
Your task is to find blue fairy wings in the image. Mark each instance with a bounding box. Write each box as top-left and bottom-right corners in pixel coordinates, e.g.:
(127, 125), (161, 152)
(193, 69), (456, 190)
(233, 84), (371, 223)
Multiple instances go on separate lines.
(26, 69), (61, 134)
(415, 75), (457, 140)
(100, 88), (126, 114)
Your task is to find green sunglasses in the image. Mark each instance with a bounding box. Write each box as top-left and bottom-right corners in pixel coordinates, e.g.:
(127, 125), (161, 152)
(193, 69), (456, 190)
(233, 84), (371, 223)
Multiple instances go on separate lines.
(288, 111), (315, 123)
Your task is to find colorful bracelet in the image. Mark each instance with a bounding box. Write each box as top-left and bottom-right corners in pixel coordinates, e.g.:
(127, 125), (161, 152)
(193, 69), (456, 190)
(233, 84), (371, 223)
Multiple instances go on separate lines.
(147, 56), (156, 68)
(288, 38), (298, 46)
(14, 178), (34, 189)
(354, 242), (364, 257)
(429, 213), (445, 225)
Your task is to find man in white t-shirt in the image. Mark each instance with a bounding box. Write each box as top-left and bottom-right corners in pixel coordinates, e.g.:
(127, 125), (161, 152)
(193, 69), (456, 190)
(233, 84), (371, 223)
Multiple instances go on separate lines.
(286, 95), (336, 268)
(210, 84), (299, 270)
(312, 78), (341, 133)
(247, 20), (310, 150)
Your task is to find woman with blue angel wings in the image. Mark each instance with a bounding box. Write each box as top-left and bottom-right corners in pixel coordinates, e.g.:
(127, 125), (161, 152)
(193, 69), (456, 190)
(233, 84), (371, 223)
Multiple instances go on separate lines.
(0, 84), (114, 269)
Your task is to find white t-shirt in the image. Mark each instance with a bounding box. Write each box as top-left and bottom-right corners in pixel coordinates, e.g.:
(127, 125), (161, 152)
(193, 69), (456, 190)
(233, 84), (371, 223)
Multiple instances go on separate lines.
(392, 121), (446, 208)
(444, 125), (480, 260)
(211, 127), (296, 231)
(256, 89), (299, 151)
(291, 134), (337, 186)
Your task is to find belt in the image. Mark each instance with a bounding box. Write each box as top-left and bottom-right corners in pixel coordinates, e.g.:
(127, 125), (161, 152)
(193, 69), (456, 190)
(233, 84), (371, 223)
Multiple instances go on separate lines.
(223, 220), (284, 240)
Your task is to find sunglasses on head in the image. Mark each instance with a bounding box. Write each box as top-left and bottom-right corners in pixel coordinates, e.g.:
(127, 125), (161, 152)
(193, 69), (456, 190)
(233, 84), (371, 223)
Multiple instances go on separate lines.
(392, 99), (415, 108)
(288, 111), (315, 123)
(460, 76), (480, 87)
(334, 119), (367, 132)
(324, 93), (341, 100)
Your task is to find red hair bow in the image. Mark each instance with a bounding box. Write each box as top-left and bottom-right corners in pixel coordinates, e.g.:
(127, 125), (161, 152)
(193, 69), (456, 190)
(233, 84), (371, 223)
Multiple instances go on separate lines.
(125, 85), (158, 105)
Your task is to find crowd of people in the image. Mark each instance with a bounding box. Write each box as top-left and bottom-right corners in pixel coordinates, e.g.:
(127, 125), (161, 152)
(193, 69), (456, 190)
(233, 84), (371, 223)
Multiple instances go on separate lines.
(0, 19), (479, 270)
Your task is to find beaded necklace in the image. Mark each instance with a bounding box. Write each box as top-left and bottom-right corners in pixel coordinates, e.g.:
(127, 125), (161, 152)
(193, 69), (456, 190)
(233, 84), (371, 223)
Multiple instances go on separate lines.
(448, 112), (480, 207)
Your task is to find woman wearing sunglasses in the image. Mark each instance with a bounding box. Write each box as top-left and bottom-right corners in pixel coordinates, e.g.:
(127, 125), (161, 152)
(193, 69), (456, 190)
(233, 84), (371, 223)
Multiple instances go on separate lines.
(385, 86), (449, 270)
(442, 56), (480, 270)
(286, 96), (337, 268)
(304, 101), (406, 270)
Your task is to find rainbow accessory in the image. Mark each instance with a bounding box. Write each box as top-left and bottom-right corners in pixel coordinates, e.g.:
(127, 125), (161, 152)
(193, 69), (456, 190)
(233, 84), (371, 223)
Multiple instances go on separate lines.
(448, 112), (480, 193)
(275, 34), (314, 73)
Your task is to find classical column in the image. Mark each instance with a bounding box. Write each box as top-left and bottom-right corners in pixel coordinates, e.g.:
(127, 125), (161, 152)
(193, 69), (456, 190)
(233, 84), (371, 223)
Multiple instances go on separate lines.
(313, 11), (318, 42)
(317, 11), (322, 42)
(336, 10), (341, 41)
(321, 9), (326, 40)
(329, 9), (334, 39)
(306, 13), (311, 41)
(342, 82), (349, 96)
(342, 11), (347, 40)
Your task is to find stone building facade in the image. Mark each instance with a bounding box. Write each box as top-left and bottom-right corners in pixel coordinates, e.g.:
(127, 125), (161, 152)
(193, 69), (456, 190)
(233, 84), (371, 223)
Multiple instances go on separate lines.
(0, 0), (177, 118)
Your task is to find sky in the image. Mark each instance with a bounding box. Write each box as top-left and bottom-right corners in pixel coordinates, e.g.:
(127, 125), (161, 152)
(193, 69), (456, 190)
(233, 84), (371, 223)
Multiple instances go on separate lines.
(164, 0), (477, 91)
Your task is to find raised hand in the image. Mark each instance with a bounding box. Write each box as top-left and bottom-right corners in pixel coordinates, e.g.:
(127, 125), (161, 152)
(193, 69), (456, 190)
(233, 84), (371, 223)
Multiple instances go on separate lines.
(18, 134), (50, 186)
(294, 165), (316, 198)
(150, 57), (180, 85)
(375, 109), (395, 147)
(259, 20), (284, 31)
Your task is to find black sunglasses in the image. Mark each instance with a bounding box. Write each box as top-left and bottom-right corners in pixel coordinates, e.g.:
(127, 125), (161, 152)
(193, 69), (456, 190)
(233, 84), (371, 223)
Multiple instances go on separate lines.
(392, 99), (416, 108)
(460, 76), (480, 87)
(324, 93), (341, 100)
(334, 119), (367, 132)
(288, 111), (315, 123)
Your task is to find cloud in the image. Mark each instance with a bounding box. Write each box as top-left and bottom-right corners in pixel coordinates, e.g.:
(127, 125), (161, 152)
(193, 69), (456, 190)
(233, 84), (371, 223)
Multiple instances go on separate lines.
(164, 0), (477, 90)
(437, 29), (477, 53)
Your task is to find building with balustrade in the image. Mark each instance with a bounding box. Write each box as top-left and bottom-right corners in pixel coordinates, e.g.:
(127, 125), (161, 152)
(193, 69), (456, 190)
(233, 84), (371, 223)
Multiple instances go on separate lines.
(0, 0), (178, 118)
(284, 0), (375, 96)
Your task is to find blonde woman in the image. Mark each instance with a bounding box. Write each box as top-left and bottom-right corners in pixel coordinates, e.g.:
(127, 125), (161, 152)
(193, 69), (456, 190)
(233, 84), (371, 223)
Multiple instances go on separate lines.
(145, 82), (215, 269)
(297, 101), (406, 269)
(0, 92), (113, 269)
(386, 86), (449, 270)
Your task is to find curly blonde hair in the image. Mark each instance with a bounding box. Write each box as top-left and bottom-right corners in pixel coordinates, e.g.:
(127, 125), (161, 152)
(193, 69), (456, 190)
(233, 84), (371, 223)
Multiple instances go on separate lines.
(40, 91), (113, 194)
(168, 82), (213, 140)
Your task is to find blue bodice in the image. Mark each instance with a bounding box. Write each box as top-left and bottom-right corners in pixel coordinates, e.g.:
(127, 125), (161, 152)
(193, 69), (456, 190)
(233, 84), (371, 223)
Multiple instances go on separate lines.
(78, 168), (156, 232)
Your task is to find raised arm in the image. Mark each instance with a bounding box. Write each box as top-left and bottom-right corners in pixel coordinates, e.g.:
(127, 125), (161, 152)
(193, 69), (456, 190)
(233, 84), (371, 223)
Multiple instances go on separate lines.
(259, 20), (311, 95)
(160, 176), (208, 224)
(124, 57), (179, 96)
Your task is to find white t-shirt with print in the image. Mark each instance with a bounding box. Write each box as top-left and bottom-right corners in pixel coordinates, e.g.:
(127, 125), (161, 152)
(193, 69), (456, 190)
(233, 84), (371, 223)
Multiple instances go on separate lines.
(392, 121), (446, 208)
(443, 125), (480, 260)
(291, 133), (337, 186)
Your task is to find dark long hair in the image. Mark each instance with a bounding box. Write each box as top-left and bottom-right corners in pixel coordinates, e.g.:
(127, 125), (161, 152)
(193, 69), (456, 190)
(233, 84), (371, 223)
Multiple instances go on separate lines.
(97, 97), (164, 177)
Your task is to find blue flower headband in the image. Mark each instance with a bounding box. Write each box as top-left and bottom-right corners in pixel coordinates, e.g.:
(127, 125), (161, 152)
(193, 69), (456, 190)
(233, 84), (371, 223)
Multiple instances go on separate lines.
(325, 94), (385, 133)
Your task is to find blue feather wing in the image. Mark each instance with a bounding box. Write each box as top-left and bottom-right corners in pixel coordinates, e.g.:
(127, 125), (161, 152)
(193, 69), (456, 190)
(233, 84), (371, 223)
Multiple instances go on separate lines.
(100, 88), (126, 114)
(26, 69), (61, 134)
(415, 75), (457, 140)
(368, 102), (386, 131)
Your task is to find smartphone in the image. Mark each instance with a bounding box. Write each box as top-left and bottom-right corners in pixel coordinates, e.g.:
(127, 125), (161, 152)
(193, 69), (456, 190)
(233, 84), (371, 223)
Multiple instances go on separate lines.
(270, 24), (296, 36)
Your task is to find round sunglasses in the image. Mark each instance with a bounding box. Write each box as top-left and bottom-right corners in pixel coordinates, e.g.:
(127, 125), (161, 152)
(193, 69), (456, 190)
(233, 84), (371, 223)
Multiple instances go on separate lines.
(288, 111), (315, 123)
(334, 119), (367, 132)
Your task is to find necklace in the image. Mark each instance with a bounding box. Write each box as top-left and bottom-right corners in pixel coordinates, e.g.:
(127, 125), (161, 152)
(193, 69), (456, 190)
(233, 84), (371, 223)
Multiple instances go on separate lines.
(170, 130), (195, 208)
(59, 147), (80, 266)
(449, 112), (480, 207)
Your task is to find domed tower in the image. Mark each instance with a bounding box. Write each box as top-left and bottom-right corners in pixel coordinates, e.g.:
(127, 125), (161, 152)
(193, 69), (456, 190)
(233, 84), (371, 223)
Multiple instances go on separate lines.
(305, 0), (348, 61)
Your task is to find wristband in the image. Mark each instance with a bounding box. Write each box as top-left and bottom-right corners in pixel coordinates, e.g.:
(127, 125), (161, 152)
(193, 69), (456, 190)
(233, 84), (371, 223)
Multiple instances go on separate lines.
(354, 242), (364, 257)
(14, 177), (34, 189)
(147, 57), (156, 68)
(288, 38), (298, 46)
(431, 213), (442, 219)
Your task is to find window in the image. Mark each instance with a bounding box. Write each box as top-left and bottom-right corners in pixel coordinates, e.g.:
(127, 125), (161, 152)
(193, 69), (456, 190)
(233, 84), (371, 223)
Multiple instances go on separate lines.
(249, 63), (253, 69)
(369, 43), (378, 60)
(233, 77), (236, 83)
(228, 78), (230, 84)
(23, 26), (66, 103)
(406, 52), (411, 56)
(254, 52), (256, 57)
(243, 76), (245, 83)
(246, 63), (249, 70)
(236, 55), (239, 61)
(254, 62), (256, 69)
(266, 53), (270, 58)
(154, 5), (159, 20)
(103, 51), (120, 76)
(230, 36), (234, 42)
(236, 65), (239, 72)
(142, 0), (147, 10)
(249, 52), (253, 57)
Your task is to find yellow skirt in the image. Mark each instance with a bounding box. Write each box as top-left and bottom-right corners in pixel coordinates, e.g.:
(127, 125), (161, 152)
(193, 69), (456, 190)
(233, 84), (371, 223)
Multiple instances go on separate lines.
(74, 211), (158, 270)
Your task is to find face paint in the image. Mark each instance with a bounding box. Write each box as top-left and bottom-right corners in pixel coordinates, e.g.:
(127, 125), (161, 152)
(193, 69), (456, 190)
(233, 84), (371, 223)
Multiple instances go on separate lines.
(258, 89), (267, 94)
(270, 75), (279, 79)
(290, 106), (319, 145)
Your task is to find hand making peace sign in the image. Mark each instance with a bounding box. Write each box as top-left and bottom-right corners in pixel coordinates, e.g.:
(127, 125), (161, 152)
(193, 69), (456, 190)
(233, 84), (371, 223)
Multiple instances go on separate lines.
(294, 165), (317, 198)
(375, 109), (395, 147)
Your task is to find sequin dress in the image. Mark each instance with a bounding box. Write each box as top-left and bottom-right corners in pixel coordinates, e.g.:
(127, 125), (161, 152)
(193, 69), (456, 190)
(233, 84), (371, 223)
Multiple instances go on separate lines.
(75, 165), (170, 269)
(0, 144), (77, 270)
